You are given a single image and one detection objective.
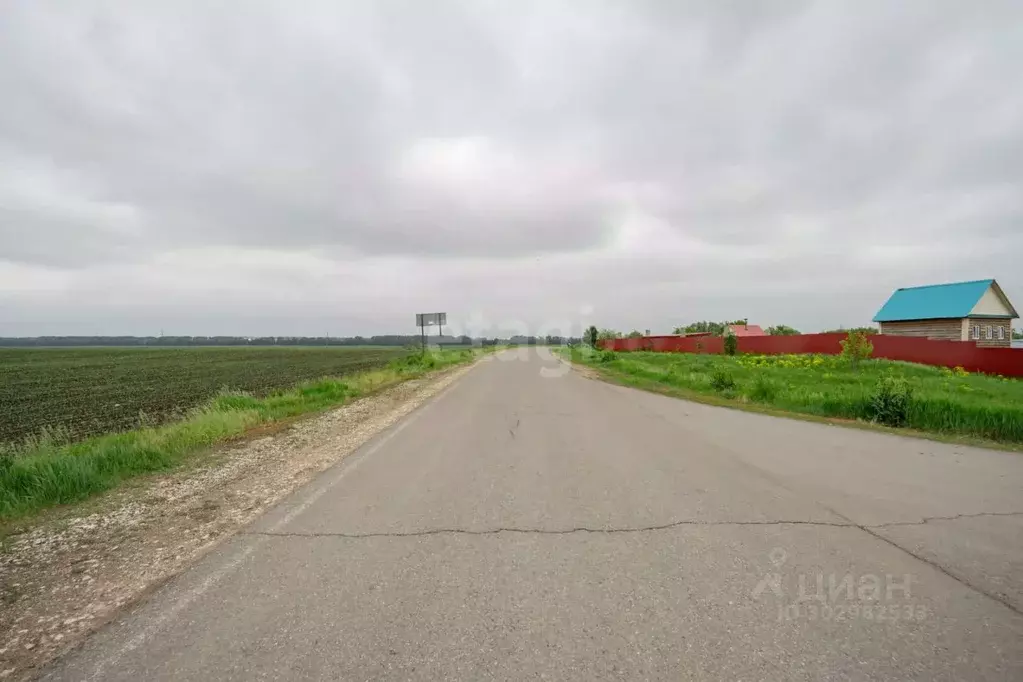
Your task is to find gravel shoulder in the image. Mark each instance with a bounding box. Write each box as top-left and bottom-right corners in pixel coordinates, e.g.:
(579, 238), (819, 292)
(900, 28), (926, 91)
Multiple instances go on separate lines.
(0, 362), (477, 681)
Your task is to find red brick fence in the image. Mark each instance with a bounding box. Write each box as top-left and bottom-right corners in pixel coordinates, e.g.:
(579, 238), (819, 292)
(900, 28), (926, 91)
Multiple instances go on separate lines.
(600, 333), (1023, 377)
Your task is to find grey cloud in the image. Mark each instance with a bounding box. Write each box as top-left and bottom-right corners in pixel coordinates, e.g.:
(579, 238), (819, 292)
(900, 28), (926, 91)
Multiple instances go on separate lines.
(1, 1), (1021, 334)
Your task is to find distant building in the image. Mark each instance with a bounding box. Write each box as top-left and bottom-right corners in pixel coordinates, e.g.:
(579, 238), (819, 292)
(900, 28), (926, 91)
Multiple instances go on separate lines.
(725, 323), (766, 337)
(873, 279), (1018, 348)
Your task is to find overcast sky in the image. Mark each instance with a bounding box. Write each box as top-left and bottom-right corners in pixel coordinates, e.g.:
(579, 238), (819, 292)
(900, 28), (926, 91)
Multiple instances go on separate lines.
(1, 1), (1021, 337)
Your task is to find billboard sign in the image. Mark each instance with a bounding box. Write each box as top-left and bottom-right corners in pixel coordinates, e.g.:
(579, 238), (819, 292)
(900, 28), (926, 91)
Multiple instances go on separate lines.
(416, 312), (447, 327)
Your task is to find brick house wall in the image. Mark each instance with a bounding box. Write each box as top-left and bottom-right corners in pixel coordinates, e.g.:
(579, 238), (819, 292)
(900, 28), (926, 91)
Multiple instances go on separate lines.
(965, 318), (1014, 348)
(878, 318), (965, 342)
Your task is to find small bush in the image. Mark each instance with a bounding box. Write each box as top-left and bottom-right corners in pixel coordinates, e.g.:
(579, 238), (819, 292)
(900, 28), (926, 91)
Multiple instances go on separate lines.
(840, 331), (874, 368)
(723, 334), (738, 356)
(710, 368), (737, 392)
(598, 350), (619, 363)
(869, 374), (913, 426)
(749, 375), (780, 403)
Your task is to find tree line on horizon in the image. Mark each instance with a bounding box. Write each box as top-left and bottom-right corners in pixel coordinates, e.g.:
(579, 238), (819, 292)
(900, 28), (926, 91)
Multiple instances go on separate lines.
(587, 322), (893, 343)
(0, 334), (584, 348)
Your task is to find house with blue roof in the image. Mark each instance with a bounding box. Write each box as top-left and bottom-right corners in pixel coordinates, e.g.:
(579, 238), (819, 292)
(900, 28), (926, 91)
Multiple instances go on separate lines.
(873, 279), (1018, 347)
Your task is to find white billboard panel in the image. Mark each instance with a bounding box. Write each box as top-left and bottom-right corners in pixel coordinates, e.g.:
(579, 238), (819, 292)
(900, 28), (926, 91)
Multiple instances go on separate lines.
(415, 312), (447, 327)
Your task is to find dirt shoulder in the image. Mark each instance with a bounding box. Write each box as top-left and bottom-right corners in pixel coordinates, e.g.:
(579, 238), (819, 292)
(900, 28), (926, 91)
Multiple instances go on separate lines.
(0, 362), (477, 681)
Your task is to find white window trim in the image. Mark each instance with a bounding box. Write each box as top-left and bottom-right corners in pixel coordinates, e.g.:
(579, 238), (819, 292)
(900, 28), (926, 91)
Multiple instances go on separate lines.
(996, 326), (1005, 340)
(971, 324), (980, 340)
(984, 325), (992, 340)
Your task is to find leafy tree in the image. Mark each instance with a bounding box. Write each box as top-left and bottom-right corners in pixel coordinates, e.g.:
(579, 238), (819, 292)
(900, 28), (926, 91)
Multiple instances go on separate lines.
(840, 331), (874, 368)
(597, 328), (622, 341)
(584, 326), (599, 347)
(544, 335), (571, 345)
(676, 321), (721, 335)
(673, 321), (719, 336)
(626, 330), (644, 339)
(673, 320), (749, 336)
(1013, 328), (1023, 340)
(766, 325), (800, 336)
(723, 333), (738, 356)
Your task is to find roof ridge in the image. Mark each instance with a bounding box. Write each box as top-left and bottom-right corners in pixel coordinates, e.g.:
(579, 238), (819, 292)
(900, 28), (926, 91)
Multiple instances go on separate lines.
(895, 278), (993, 291)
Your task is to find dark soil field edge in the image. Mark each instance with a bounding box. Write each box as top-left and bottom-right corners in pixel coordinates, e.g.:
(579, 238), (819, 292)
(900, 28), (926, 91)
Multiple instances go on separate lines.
(0, 350), (483, 523)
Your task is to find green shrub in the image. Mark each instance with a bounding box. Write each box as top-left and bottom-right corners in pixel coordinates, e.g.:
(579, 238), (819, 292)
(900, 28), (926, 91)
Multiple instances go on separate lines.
(749, 375), (780, 403)
(723, 334), (738, 356)
(598, 350), (619, 363)
(869, 374), (913, 426)
(840, 331), (874, 368)
(710, 368), (737, 392)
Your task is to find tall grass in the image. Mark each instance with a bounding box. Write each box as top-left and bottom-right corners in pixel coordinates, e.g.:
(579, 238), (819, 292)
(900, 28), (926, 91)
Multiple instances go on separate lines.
(566, 349), (1023, 444)
(0, 349), (478, 521)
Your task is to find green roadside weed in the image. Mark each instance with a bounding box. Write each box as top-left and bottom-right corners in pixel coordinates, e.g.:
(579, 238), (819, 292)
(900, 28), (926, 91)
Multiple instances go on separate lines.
(561, 348), (1023, 446)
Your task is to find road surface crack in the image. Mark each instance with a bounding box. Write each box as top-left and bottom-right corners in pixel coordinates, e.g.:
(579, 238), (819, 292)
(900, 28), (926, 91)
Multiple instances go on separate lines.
(869, 511), (1023, 528)
(245, 518), (857, 539)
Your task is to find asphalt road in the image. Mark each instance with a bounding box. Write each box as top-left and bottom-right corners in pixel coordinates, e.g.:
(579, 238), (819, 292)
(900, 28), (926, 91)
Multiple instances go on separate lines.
(45, 349), (1023, 680)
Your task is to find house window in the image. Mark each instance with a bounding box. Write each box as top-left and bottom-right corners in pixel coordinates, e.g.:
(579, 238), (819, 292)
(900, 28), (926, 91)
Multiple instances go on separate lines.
(984, 325), (992, 340)
(996, 326), (1005, 340)
(971, 325), (980, 340)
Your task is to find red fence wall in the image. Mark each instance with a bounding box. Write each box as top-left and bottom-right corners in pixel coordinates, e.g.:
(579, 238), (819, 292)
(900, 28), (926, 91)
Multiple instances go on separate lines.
(600, 333), (1023, 377)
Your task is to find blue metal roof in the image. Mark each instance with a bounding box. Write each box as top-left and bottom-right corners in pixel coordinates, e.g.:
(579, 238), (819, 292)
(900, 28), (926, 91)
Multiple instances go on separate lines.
(872, 279), (995, 322)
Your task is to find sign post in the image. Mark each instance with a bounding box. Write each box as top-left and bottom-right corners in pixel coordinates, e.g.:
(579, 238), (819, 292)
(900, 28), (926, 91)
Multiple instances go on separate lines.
(415, 312), (447, 351)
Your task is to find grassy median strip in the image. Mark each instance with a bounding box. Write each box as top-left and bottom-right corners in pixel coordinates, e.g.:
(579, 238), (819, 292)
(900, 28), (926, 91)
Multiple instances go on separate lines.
(0, 349), (478, 520)
(561, 347), (1023, 446)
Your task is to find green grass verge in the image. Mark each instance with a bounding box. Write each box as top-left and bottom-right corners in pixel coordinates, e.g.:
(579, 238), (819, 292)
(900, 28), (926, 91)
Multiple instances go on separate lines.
(559, 347), (1023, 447)
(0, 349), (480, 521)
